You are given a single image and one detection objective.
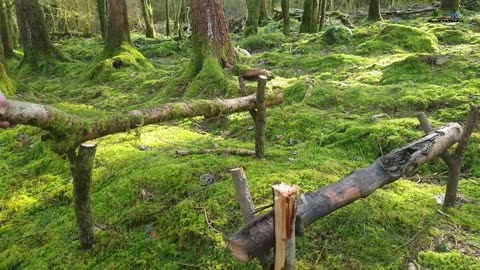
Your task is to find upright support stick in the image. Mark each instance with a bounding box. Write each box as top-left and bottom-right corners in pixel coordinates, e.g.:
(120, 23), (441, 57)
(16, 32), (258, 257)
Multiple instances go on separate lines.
(272, 183), (299, 270)
(68, 143), (97, 249)
(255, 75), (267, 158)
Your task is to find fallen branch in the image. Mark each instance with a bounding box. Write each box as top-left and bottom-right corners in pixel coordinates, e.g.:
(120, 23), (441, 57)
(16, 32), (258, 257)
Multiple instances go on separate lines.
(1, 94), (283, 152)
(175, 149), (255, 157)
(226, 123), (462, 262)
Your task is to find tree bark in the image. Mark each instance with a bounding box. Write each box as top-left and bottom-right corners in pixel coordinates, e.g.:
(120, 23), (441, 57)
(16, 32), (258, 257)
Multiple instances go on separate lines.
(68, 143), (97, 250)
(281, 0), (289, 36)
(226, 123), (463, 262)
(97, 0), (107, 39)
(245, 0), (261, 37)
(259, 0), (270, 22)
(0, 94), (283, 152)
(189, 0), (236, 73)
(106, 0), (130, 47)
(319, 0), (326, 31)
(440, 0), (459, 13)
(14, 0), (63, 66)
(368, 0), (382, 21)
(255, 75), (267, 159)
(0, 20), (14, 95)
(300, 0), (319, 33)
(165, 0), (170, 36)
(0, 0), (13, 57)
(140, 0), (155, 38)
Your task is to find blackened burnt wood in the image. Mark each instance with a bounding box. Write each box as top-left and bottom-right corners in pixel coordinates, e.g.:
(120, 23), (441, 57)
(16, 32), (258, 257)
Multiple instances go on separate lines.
(226, 123), (462, 262)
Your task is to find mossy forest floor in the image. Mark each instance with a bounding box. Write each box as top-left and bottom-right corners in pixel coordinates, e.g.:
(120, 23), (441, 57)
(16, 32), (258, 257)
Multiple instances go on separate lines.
(1, 14), (480, 270)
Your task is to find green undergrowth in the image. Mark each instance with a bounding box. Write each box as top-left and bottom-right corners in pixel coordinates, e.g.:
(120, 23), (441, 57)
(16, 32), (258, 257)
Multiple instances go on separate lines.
(1, 14), (480, 270)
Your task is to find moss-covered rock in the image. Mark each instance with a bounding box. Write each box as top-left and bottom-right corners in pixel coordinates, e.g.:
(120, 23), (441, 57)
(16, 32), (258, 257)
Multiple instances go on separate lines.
(237, 33), (285, 52)
(321, 25), (353, 45)
(432, 27), (471, 45)
(356, 24), (439, 54)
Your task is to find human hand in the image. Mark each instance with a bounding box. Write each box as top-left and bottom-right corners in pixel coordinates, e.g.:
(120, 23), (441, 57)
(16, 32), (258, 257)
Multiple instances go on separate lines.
(0, 91), (11, 128)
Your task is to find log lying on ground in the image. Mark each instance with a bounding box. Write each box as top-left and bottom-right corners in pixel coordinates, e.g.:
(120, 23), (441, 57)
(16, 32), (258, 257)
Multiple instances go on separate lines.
(226, 123), (462, 262)
(0, 94), (283, 152)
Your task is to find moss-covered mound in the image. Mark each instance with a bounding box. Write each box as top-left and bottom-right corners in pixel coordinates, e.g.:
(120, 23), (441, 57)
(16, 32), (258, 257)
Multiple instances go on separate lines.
(356, 24), (439, 54)
(431, 28), (471, 45)
(321, 25), (353, 45)
(88, 44), (154, 82)
(237, 33), (285, 52)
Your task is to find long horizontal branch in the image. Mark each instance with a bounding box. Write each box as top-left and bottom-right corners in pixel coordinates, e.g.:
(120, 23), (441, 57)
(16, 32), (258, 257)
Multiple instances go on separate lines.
(0, 94), (283, 152)
(226, 123), (462, 262)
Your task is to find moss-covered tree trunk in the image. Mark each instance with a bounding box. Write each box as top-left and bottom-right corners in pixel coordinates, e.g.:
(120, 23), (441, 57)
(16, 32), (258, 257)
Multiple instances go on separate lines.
(165, 0), (170, 36)
(281, 0), (289, 36)
(0, 19), (14, 95)
(300, 0), (319, 33)
(245, 0), (260, 37)
(6, 1), (18, 49)
(14, 0), (64, 67)
(97, 0), (107, 39)
(319, 0), (326, 31)
(140, 0), (154, 38)
(106, 0), (130, 48)
(0, 0), (13, 57)
(259, 0), (270, 23)
(367, 0), (382, 21)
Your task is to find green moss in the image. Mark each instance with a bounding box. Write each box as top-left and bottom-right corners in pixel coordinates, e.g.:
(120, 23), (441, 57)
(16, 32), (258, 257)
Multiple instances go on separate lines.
(418, 251), (480, 269)
(237, 33), (285, 52)
(356, 24), (439, 54)
(283, 81), (307, 104)
(321, 25), (353, 45)
(432, 27), (471, 45)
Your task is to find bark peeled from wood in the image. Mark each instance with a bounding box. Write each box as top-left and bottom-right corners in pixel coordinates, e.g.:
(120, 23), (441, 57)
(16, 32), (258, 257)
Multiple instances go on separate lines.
(226, 123), (462, 262)
(176, 148), (255, 157)
(255, 76), (267, 159)
(273, 184), (299, 270)
(106, 0), (131, 47)
(68, 143), (97, 250)
(0, 94), (283, 151)
(368, 0), (382, 21)
(140, 0), (155, 38)
(14, 0), (63, 65)
(281, 0), (289, 36)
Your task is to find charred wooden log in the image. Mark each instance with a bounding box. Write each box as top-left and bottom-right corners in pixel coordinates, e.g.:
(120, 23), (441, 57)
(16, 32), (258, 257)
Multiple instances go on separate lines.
(226, 123), (462, 262)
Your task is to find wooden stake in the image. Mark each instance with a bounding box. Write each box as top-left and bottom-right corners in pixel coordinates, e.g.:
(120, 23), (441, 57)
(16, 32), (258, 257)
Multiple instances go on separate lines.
(273, 183), (299, 270)
(68, 143), (97, 249)
(255, 75), (267, 158)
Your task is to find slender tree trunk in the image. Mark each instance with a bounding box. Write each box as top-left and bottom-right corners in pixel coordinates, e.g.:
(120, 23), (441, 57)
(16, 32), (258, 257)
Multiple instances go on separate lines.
(106, 0), (131, 48)
(368, 0), (382, 21)
(300, 0), (319, 33)
(245, 0), (260, 37)
(5, 1), (18, 48)
(97, 0), (107, 39)
(319, 0), (326, 31)
(165, 0), (170, 36)
(0, 17), (14, 95)
(140, 0), (155, 38)
(0, 0), (13, 57)
(14, 0), (63, 66)
(281, 0), (289, 36)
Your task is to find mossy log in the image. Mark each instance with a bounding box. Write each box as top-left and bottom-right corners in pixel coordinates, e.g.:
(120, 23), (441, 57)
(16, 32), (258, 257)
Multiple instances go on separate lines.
(0, 94), (283, 152)
(226, 123), (462, 262)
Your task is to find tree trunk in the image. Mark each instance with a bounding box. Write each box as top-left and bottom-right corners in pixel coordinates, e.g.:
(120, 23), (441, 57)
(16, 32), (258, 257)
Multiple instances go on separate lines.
(189, 0), (236, 74)
(1, 94), (283, 152)
(226, 123), (463, 262)
(440, 0), (459, 13)
(0, 0), (13, 57)
(97, 0), (107, 39)
(319, 0), (326, 31)
(0, 22), (14, 95)
(281, 0), (289, 35)
(5, 1), (18, 49)
(245, 0), (261, 37)
(140, 0), (155, 38)
(300, 0), (319, 33)
(14, 0), (63, 66)
(259, 0), (269, 22)
(368, 0), (382, 21)
(106, 0), (130, 48)
(165, 0), (170, 36)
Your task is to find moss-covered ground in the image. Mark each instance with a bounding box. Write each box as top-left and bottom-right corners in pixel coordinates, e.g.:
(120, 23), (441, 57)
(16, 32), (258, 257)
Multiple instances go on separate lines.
(1, 15), (480, 269)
